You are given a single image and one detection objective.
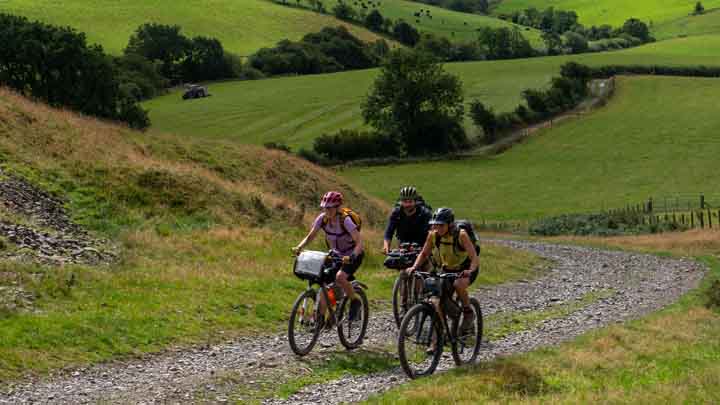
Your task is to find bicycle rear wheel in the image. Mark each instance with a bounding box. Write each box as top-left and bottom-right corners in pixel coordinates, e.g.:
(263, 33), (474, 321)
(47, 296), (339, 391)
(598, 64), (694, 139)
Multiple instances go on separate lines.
(392, 274), (411, 329)
(337, 287), (369, 350)
(450, 297), (483, 366)
(398, 303), (443, 379)
(288, 289), (321, 356)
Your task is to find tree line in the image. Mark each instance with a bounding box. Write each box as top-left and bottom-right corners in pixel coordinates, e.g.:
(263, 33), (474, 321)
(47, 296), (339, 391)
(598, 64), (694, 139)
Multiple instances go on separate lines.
(0, 14), (150, 129)
(0, 15), (256, 130)
(501, 7), (654, 55)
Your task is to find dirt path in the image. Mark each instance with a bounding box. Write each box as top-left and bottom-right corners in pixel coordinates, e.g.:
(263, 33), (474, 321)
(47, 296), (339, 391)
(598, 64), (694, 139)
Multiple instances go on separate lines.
(0, 240), (704, 404)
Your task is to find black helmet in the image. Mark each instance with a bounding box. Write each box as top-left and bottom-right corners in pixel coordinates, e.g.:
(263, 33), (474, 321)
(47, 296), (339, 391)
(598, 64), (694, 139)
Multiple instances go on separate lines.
(429, 207), (454, 225)
(399, 186), (418, 200)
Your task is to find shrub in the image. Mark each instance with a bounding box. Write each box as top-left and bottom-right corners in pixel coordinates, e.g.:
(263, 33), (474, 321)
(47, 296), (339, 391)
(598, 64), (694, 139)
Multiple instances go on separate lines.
(707, 280), (720, 310)
(0, 13), (149, 129)
(313, 129), (400, 161)
(263, 142), (292, 153)
(529, 211), (685, 236)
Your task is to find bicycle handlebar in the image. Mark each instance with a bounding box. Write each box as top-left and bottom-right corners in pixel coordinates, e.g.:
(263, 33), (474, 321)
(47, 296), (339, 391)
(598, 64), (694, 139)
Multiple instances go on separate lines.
(414, 271), (465, 280)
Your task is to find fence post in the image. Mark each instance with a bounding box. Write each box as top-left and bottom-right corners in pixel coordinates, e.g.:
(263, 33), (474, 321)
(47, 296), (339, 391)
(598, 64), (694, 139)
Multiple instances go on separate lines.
(691, 212), (695, 228)
(681, 213), (686, 225)
(709, 209), (713, 229)
(701, 194), (705, 209)
(699, 211), (705, 229)
(647, 198), (653, 213)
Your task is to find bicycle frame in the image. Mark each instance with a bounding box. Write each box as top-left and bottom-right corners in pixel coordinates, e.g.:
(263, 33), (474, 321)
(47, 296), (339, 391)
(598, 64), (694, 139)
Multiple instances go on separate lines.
(415, 272), (464, 347)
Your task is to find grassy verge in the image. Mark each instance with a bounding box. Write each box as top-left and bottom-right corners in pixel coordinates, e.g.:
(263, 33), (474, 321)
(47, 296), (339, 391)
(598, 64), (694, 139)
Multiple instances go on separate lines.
(486, 289), (615, 341)
(367, 230), (720, 404)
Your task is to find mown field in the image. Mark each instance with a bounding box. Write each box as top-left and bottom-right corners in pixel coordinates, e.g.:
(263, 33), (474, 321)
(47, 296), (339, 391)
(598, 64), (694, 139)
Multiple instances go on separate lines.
(145, 34), (720, 150)
(0, 88), (542, 380)
(343, 75), (720, 221)
(653, 7), (720, 39)
(288, 0), (543, 44)
(370, 229), (720, 404)
(0, 0), (389, 55)
(492, 0), (720, 27)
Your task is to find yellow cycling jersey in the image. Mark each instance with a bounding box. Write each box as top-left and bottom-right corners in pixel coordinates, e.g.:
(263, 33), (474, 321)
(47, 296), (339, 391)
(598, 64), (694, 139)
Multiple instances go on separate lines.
(430, 230), (468, 270)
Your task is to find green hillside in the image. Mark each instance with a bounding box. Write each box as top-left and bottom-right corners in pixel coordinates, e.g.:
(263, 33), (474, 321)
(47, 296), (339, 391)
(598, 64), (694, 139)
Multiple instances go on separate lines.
(342, 75), (720, 221)
(0, 0), (390, 55)
(653, 8), (720, 39)
(0, 87), (539, 379)
(145, 34), (720, 150)
(291, 0), (544, 45)
(492, 0), (720, 27)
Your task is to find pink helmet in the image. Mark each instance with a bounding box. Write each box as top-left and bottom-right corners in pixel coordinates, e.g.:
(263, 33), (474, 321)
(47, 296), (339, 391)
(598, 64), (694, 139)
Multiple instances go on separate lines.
(320, 191), (343, 208)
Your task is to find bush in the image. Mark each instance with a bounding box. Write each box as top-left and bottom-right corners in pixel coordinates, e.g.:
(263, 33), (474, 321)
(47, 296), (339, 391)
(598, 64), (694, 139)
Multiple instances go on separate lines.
(313, 129), (400, 161)
(707, 280), (720, 310)
(333, 2), (356, 21)
(263, 142), (292, 153)
(529, 211), (685, 236)
(0, 13), (149, 129)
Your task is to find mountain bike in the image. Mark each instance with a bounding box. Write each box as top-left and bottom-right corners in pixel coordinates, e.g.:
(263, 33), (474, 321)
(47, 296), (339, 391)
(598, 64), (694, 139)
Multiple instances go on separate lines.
(397, 271), (483, 378)
(288, 250), (369, 356)
(384, 242), (424, 328)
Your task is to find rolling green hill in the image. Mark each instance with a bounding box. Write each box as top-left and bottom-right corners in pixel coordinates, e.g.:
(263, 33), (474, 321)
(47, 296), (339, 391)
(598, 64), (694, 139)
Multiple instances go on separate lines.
(342, 75), (720, 221)
(290, 0), (543, 45)
(144, 34), (720, 150)
(0, 0), (391, 55)
(492, 0), (720, 27)
(653, 7), (720, 39)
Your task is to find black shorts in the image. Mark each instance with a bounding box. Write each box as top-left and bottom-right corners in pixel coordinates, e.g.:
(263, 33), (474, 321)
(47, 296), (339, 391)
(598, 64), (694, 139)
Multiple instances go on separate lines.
(326, 251), (364, 282)
(342, 251), (364, 281)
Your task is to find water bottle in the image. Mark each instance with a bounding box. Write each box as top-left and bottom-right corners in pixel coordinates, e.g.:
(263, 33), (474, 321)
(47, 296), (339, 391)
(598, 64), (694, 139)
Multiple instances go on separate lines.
(327, 287), (337, 308)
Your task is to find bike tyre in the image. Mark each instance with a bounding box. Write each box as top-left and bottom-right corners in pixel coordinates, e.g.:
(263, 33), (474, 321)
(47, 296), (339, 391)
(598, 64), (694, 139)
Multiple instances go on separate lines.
(398, 303), (443, 379)
(288, 289), (321, 356)
(450, 297), (483, 366)
(337, 286), (369, 350)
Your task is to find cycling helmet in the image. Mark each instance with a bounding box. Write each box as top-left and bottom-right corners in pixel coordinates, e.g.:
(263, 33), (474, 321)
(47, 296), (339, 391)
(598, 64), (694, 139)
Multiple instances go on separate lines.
(429, 207), (454, 225)
(320, 191), (343, 208)
(399, 186), (418, 200)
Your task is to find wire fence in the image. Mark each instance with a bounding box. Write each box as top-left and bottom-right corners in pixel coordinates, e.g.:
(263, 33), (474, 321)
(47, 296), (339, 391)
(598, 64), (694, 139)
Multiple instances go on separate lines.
(606, 193), (720, 230)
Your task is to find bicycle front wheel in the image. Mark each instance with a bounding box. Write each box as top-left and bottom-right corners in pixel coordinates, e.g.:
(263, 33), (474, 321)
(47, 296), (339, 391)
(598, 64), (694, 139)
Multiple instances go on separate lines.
(398, 303), (443, 379)
(450, 297), (483, 366)
(288, 289), (321, 356)
(337, 286), (369, 350)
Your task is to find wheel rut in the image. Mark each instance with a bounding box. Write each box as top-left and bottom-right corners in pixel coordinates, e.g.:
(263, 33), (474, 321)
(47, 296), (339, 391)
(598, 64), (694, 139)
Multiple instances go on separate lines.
(0, 240), (704, 404)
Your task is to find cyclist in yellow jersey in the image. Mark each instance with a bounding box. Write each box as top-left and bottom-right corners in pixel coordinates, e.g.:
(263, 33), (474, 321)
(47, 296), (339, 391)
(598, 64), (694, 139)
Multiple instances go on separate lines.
(407, 207), (479, 332)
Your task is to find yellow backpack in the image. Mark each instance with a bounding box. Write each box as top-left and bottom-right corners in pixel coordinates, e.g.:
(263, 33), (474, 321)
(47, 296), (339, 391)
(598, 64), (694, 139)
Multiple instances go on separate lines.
(322, 207), (362, 235)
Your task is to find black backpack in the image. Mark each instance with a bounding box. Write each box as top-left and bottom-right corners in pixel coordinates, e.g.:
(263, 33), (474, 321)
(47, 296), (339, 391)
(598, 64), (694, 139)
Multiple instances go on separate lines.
(394, 195), (432, 212)
(435, 220), (480, 254)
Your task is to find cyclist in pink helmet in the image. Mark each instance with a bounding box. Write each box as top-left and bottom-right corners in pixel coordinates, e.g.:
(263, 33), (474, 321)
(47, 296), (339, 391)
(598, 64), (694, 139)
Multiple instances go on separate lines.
(293, 191), (365, 319)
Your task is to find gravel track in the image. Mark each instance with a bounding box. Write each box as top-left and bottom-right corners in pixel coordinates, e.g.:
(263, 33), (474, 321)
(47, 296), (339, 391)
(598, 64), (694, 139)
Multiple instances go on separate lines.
(0, 240), (704, 404)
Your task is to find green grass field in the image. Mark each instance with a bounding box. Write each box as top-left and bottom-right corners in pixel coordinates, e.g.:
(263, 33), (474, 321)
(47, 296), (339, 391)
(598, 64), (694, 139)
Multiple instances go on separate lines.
(288, 0), (543, 44)
(145, 34), (720, 150)
(653, 7), (720, 39)
(492, 0), (720, 27)
(0, 0), (390, 55)
(342, 75), (720, 221)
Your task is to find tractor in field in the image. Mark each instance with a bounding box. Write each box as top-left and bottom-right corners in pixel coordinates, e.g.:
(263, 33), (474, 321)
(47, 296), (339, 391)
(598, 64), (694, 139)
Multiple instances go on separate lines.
(182, 84), (210, 100)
